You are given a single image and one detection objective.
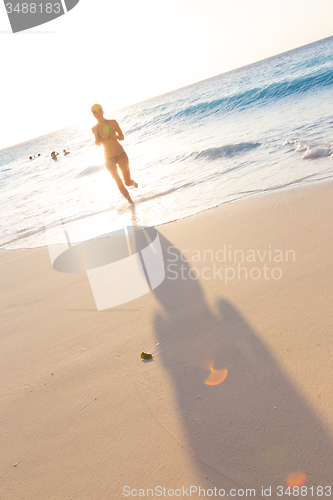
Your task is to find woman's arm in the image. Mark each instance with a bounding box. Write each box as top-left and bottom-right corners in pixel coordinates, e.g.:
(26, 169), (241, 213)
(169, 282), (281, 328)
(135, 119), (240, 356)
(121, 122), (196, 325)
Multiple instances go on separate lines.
(112, 120), (125, 141)
(92, 126), (102, 146)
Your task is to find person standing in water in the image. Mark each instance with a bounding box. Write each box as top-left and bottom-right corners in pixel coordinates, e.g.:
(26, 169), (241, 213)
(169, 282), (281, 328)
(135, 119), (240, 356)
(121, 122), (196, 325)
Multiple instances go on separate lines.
(51, 151), (59, 160)
(91, 103), (138, 203)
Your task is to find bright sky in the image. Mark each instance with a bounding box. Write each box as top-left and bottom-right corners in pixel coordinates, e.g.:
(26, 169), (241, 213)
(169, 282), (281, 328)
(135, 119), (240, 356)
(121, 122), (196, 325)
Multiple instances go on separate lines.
(1, 0), (333, 150)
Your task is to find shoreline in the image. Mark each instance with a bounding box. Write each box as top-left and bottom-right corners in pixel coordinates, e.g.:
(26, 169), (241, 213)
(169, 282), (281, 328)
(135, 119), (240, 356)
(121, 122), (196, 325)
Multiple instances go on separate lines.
(1, 175), (332, 252)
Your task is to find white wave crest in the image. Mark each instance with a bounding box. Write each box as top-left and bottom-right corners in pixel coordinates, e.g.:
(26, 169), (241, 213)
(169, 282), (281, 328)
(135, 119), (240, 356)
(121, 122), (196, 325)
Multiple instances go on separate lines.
(287, 139), (333, 160)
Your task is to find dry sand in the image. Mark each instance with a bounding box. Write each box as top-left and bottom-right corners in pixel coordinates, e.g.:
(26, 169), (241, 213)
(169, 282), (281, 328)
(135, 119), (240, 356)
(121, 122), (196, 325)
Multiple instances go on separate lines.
(1, 181), (333, 499)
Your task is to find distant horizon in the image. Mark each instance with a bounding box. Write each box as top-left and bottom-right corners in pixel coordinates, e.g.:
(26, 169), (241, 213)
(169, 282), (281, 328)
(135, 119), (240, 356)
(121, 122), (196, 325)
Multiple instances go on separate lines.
(1, 34), (332, 152)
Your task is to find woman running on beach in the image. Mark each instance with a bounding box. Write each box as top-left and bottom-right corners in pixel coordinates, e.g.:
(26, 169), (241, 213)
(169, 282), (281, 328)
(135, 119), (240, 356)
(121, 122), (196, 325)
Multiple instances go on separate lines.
(91, 104), (138, 204)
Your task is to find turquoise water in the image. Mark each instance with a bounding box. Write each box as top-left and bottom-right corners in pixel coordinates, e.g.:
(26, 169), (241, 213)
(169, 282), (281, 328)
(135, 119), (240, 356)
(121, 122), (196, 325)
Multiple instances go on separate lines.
(1, 36), (333, 249)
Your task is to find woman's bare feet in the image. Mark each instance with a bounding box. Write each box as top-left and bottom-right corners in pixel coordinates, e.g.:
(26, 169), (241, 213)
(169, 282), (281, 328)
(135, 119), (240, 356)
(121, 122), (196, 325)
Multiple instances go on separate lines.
(132, 180), (138, 188)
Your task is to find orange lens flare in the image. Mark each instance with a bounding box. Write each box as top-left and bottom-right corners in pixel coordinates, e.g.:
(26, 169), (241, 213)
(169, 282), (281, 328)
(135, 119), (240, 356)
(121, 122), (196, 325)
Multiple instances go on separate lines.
(287, 472), (306, 487)
(205, 367), (228, 386)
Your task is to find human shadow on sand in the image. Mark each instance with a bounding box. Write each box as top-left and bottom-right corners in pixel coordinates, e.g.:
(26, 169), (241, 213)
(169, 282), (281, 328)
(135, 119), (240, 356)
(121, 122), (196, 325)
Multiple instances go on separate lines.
(131, 229), (333, 498)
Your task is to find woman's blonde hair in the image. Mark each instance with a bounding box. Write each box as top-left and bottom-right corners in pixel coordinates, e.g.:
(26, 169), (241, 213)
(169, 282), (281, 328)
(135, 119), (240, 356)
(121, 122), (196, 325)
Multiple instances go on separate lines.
(91, 103), (102, 113)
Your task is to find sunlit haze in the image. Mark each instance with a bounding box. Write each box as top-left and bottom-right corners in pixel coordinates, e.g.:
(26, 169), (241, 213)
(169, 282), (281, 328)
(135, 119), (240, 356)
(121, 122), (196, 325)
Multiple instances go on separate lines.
(1, 0), (333, 149)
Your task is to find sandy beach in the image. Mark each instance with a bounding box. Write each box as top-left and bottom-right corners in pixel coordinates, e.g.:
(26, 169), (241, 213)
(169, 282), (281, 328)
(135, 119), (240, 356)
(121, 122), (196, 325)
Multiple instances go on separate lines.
(1, 180), (333, 499)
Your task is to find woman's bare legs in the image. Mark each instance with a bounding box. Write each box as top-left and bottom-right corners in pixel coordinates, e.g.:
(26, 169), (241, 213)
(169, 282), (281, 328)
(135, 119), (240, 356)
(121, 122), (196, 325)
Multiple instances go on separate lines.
(105, 154), (137, 203)
(117, 153), (138, 189)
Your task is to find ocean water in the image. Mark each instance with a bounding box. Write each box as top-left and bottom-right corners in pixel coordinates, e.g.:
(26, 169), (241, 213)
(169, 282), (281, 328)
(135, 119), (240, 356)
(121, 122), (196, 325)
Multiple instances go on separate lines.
(1, 36), (333, 250)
